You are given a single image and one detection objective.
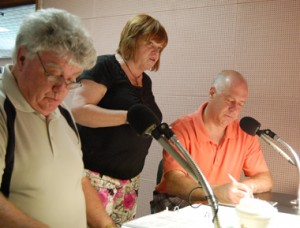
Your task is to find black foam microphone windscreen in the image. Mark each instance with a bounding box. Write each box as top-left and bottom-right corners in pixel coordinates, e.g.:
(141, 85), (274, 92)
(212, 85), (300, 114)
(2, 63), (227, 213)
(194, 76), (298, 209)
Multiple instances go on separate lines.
(127, 104), (160, 135)
(240, 116), (261, 136)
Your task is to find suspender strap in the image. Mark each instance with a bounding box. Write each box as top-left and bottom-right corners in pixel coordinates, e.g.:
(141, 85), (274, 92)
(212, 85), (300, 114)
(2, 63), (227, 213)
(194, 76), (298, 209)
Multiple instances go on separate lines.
(0, 102), (78, 198)
(58, 105), (78, 138)
(1, 98), (16, 198)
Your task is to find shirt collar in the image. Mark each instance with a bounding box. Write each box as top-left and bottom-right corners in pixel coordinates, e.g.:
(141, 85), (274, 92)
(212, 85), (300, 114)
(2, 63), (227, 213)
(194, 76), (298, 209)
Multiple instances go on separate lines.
(193, 102), (237, 142)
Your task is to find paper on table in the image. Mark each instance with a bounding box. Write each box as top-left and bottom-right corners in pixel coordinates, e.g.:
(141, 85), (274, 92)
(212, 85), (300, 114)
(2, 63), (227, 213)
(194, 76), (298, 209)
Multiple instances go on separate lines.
(122, 204), (300, 228)
(122, 205), (215, 228)
(122, 204), (241, 228)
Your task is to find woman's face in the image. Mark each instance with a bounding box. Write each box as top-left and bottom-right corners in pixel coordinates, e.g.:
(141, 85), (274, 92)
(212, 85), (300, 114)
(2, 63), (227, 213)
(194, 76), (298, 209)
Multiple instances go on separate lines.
(134, 39), (164, 70)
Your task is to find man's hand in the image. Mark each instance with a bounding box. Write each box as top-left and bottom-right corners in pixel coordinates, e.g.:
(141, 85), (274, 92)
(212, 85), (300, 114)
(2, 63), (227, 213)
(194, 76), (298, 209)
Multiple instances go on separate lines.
(213, 182), (253, 204)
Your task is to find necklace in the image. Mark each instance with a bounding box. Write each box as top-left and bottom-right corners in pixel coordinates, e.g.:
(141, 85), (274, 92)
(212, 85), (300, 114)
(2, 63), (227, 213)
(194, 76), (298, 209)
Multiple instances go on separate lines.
(122, 57), (142, 86)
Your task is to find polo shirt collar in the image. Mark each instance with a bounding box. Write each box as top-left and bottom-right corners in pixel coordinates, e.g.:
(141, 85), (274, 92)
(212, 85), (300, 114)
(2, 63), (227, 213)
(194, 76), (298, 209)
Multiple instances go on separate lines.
(193, 102), (237, 142)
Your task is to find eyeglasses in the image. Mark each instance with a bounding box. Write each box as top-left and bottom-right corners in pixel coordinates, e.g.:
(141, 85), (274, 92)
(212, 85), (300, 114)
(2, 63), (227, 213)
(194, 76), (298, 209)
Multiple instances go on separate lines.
(145, 41), (163, 53)
(36, 52), (82, 90)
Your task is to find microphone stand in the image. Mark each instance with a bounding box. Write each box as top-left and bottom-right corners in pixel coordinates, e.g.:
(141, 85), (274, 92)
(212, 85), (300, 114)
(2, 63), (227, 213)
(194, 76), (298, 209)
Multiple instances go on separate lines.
(257, 133), (296, 166)
(261, 129), (300, 208)
(154, 123), (221, 228)
(153, 135), (198, 181)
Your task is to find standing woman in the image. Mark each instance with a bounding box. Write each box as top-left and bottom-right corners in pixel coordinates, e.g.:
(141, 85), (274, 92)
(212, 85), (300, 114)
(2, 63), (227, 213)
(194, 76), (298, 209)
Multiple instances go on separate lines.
(71, 14), (168, 227)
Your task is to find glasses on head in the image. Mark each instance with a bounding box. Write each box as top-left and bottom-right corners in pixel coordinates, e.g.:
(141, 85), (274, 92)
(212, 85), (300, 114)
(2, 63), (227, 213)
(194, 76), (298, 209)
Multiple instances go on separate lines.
(36, 52), (82, 90)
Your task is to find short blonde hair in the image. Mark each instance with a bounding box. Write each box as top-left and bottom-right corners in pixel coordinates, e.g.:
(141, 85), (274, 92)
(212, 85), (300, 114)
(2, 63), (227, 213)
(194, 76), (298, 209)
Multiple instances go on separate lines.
(117, 14), (168, 71)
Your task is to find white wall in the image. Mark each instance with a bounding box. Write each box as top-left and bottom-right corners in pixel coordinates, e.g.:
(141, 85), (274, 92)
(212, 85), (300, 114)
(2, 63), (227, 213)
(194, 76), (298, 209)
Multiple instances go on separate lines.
(38, 0), (300, 218)
(0, 58), (12, 66)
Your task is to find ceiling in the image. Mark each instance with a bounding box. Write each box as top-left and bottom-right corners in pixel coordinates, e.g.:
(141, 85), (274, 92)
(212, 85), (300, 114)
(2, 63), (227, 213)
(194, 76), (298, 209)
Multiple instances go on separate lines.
(0, 0), (36, 58)
(0, 0), (35, 8)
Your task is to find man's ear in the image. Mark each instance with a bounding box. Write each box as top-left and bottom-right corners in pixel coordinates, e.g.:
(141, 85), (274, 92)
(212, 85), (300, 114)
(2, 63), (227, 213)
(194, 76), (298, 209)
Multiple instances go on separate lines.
(209, 87), (216, 97)
(20, 56), (25, 64)
(16, 47), (27, 69)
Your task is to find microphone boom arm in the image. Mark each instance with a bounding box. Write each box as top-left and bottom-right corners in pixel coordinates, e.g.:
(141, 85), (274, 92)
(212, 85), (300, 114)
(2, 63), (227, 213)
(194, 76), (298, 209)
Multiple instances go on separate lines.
(239, 116), (300, 208)
(155, 135), (198, 181)
(277, 137), (300, 206)
(155, 123), (221, 228)
(262, 129), (300, 207)
(259, 133), (296, 166)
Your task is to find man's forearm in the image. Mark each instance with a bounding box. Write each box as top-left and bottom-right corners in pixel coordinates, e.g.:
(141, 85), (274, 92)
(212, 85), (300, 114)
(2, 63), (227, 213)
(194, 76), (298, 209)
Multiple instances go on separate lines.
(0, 194), (47, 227)
(241, 171), (273, 193)
(165, 171), (207, 202)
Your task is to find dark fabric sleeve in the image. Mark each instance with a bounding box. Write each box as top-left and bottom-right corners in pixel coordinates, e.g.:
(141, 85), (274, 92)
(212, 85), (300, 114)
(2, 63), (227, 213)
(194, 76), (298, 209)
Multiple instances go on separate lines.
(77, 55), (115, 89)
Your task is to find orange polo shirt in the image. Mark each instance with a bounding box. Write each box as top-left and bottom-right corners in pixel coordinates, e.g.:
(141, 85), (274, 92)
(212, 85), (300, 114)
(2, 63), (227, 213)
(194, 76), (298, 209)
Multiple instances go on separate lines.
(156, 102), (269, 193)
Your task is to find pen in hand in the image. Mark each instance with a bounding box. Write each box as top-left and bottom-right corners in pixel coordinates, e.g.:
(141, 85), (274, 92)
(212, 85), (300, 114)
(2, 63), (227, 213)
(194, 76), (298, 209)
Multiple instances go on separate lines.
(228, 174), (238, 184)
(228, 174), (253, 198)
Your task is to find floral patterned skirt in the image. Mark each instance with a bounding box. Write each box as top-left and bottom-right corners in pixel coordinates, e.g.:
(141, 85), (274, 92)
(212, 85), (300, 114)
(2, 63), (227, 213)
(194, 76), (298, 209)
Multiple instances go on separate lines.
(85, 169), (140, 228)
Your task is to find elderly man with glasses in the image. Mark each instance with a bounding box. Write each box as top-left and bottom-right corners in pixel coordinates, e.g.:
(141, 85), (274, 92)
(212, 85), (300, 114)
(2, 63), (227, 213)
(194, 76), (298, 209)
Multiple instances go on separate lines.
(0, 8), (116, 228)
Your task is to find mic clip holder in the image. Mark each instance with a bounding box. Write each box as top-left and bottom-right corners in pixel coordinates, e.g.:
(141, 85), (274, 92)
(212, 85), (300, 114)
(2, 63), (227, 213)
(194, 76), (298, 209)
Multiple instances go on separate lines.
(152, 122), (174, 140)
(257, 129), (278, 140)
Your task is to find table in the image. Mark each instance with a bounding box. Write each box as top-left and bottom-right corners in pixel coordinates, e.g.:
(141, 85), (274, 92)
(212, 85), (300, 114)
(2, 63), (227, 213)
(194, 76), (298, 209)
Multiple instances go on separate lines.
(254, 192), (300, 215)
(122, 192), (300, 228)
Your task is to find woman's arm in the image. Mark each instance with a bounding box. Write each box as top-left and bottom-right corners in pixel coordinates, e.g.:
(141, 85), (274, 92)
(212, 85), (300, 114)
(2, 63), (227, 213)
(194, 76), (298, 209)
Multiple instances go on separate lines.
(71, 79), (127, 127)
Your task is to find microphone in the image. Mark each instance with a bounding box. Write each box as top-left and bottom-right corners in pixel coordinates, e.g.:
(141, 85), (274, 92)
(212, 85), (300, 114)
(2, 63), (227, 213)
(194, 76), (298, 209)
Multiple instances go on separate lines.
(127, 104), (220, 227)
(127, 104), (198, 180)
(240, 116), (300, 207)
(240, 116), (262, 136)
(240, 116), (295, 166)
(127, 104), (160, 136)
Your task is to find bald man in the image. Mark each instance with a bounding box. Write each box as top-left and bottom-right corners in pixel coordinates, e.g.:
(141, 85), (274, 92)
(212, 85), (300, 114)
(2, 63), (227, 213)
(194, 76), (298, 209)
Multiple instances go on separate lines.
(153, 70), (273, 213)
